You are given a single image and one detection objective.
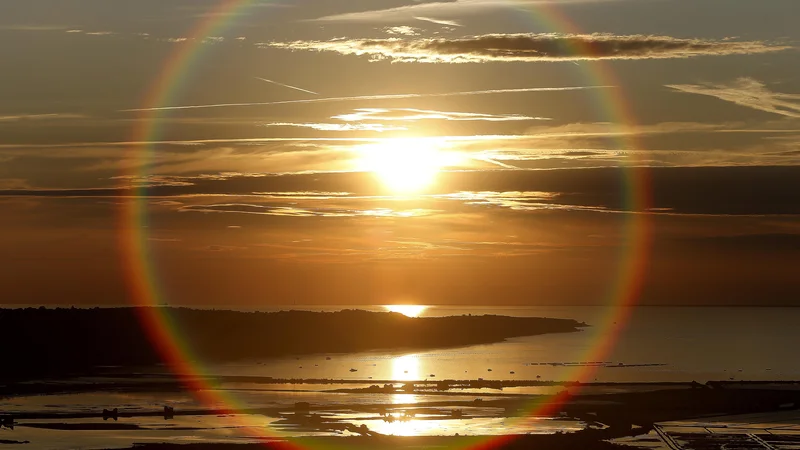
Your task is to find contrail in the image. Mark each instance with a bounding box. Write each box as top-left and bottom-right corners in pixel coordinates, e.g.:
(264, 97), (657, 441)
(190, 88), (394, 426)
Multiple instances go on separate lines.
(415, 16), (463, 27)
(120, 85), (613, 112)
(255, 77), (319, 95)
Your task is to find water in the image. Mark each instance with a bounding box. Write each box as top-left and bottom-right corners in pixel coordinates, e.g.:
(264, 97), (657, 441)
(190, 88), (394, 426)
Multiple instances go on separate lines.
(203, 306), (800, 383)
(4, 306), (800, 449)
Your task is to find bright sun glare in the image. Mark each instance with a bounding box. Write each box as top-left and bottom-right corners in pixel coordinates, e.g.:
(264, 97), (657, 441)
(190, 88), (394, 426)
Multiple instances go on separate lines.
(385, 305), (428, 317)
(357, 138), (458, 193)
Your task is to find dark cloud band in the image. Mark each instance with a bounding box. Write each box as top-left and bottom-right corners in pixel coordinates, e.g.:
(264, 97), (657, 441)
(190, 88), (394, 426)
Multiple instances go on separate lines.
(3, 166), (800, 216)
(267, 33), (790, 63)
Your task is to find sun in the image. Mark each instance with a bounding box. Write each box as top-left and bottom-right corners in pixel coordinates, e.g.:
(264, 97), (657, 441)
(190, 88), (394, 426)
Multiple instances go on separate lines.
(356, 138), (458, 193)
(384, 305), (428, 317)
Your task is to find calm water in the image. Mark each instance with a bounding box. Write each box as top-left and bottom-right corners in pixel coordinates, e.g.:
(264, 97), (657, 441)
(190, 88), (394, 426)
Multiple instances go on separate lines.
(203, 305), (800, 383)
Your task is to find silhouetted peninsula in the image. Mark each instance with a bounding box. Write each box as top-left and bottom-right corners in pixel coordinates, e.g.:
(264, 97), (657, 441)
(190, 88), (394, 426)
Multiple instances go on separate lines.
(0, 308), (586, 379)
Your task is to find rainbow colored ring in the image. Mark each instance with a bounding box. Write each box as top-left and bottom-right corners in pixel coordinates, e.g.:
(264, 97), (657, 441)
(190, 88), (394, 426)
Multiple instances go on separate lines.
(123, 0), (652, 446)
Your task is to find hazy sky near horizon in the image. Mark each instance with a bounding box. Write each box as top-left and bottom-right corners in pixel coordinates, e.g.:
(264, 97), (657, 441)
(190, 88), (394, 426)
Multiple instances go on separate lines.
(1, 0), (799, 306)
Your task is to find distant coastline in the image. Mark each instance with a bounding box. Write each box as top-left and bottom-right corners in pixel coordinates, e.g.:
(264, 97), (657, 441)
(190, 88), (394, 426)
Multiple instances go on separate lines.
(0, 307), (586, 380)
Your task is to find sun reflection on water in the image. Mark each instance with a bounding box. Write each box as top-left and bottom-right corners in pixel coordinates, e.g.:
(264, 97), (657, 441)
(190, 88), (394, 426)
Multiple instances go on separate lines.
(392, 354), (420, 381)
(391, 393), (418, 405)
(384, 305), (428, 317)
(391, 354), (420, 404)
(367, 417), (451, 436)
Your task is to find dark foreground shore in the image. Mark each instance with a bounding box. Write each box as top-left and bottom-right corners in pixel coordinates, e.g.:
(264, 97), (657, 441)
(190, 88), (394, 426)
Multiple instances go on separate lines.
(0, 307), (585, 380)
(4, 380), (800, 449)
(124, 434), (628, 450)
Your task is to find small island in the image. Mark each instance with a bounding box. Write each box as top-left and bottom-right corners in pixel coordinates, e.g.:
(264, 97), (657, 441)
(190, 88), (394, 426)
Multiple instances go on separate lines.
(0, 308), (586, 380)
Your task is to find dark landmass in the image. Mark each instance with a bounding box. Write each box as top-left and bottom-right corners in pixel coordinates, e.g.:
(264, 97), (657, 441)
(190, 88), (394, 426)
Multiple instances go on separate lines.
(122, 434), (628, 450)
(5, 380), (800, 449)
(0, 375), (685, 400)
(6, 381), (800, 432)
(21, 422), (144, 431)
(87, 381), (800, 449)
(0, 307), (585, 380)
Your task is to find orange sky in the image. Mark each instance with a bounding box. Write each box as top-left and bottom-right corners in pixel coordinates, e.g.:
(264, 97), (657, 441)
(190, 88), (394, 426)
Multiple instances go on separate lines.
(1, 0), (799, 306)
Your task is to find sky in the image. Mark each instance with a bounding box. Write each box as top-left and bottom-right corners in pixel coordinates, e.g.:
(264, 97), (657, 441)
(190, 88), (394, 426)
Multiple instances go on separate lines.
(1, 0), (798, 307)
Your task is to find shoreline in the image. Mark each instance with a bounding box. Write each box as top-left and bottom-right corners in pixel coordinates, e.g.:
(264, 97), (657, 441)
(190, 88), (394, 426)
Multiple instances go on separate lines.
(0, 307), (586, 382)
(116, 434), (630, 450)
(5, 380), (800, 449)
(4, 372), (797, 400)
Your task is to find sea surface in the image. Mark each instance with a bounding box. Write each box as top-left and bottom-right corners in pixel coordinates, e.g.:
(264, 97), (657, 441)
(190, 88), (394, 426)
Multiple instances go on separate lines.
(200, 305), (800, 383)
(4, 305), (800, 449)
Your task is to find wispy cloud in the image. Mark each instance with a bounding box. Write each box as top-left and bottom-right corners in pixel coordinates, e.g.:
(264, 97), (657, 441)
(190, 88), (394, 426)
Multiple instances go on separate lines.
(59, 27), (225, 44)
(437, 190), (605, 212)
(0, 113), (87, 122)
(251, 192), (353, 199)
(174, 2), (294, 17)
(120, 85), (610, 112)
(268, 33), (789, 63)
(415, 17), (463, 27)
(309, 0), (618, 23)
(667, 78), (800, 118)
(0, 179), (32, 190)
(201, 245), (247, 252)
(4, 167), (800, 218)
(262, 122), (407, 132)
(332, 108), (548, 122)
(0, 25), (69, 31)
(63, 29), (115, 36)
(384, 26), (421, 36)
(180, 203), (435, 218)
(255, 77), (319, 95)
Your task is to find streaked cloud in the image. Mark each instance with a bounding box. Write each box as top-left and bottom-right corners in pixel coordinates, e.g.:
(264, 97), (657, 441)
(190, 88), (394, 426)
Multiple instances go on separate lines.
(310, 0), (619, 24)
(332, 108), (548, 122)
(4, 119), (799, 178)
(522, 121), (739, 138)
(63, 29), (115, 36)
(268, 33), (789, 63)
(414, 17), (463, 27)
(262, 122), (407, 132)
(255, 77), (319, 95)
(251, 192), (353, 199)
(5, 166), (799, 217)
(667, 78), (800, 118)
(0, 179), (31, 190)
(0, 25), (70, 32)
(437, 190), (606, 212)
(0, 113), (88, 122)
(180, 203), (436, 218)
(174, 2), (294, 17)
(384, 26), (421, 36)
(121, 85), (610, 112)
